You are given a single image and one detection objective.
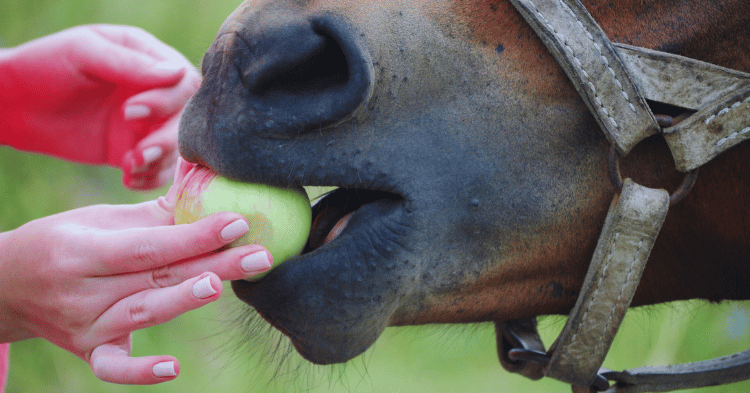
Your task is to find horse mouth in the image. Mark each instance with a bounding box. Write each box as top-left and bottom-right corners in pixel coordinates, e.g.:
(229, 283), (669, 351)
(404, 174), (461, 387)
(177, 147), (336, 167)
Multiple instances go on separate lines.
(228, 177), (411, 364)
(304, 188), (404, 253)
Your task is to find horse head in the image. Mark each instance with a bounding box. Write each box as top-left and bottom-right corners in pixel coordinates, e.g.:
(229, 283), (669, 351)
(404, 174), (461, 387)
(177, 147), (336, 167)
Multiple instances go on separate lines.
(178, 0), (750, 379)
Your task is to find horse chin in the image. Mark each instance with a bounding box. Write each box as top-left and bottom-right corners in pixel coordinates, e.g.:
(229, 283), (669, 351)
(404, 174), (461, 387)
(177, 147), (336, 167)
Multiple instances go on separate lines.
(231, 188), (413, 364)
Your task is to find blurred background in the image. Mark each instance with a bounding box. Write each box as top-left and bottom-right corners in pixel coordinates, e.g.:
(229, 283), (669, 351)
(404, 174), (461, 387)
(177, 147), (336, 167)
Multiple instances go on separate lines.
(1, 0), (749, 392)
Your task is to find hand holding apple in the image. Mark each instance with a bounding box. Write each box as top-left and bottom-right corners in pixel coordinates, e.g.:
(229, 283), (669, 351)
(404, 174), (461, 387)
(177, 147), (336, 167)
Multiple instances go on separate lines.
(174, 166), (311, 279)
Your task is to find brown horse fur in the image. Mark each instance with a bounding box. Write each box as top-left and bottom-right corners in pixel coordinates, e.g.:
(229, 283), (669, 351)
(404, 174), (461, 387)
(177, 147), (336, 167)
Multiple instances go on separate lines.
(179, 0), (750, 365)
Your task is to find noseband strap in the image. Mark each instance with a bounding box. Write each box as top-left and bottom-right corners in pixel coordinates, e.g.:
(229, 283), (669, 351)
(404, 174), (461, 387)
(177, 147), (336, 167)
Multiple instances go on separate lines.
(500, 0), (750, 392)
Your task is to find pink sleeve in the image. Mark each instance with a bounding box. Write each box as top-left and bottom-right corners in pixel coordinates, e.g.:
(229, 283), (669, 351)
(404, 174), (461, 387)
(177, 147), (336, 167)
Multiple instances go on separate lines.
(0, 343), (8, 393)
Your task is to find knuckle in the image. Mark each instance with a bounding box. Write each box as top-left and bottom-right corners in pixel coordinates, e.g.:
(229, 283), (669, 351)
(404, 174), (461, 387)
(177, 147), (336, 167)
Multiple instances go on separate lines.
(148, 265), (179, 288)
(134, 238), (165, 267)
(128, 299), (155, 328)
(187, 222), (223, 255)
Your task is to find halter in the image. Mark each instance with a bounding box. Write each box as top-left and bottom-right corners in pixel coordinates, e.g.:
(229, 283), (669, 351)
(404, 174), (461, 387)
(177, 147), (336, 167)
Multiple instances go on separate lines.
(497, 0), (750, 392)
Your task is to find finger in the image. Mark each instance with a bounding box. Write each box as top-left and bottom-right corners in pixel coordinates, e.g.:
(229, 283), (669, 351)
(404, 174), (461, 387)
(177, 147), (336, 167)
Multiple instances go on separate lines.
(173, 157), (197, 186)
(88, 25), (185, 66)
(172, 245), (273, 281)
(157, 157), (195, 210)
(122, 143), (178, 190)
(90, 340), (180, 384)
(122, 144), (170, 175)
(122, 69), (201, 120)
(120, 115), (181, 189)
(89, 212), (250, 275)
(132, 245), (273, 290)
(91, 273), (221, 342)
(73, 26), (186, 89)
(95, 247), (270, 313)
(124, 164), (177, 191)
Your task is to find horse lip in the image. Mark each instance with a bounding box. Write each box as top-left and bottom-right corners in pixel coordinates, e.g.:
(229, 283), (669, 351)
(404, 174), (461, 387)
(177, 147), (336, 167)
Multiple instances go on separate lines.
(230, 189), (411, 364)
(304, 188), (404, 253)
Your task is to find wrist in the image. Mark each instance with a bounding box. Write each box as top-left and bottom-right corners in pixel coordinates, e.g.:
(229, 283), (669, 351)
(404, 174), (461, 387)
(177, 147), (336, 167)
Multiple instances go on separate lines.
(0, 230), (33, 343)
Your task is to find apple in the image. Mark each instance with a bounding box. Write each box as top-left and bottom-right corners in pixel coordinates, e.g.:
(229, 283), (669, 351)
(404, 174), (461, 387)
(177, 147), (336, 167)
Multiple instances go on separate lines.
(174, 166), (311, 279)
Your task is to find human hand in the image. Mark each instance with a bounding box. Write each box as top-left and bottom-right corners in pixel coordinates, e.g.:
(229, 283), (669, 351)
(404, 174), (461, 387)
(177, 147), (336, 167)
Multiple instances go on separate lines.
(0, 25), (201, 190)
(0, 196), (273, 384)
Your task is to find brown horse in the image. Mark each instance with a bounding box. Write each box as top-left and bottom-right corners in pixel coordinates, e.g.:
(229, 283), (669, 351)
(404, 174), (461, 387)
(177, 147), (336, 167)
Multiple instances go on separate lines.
(177, 0), (750, 390)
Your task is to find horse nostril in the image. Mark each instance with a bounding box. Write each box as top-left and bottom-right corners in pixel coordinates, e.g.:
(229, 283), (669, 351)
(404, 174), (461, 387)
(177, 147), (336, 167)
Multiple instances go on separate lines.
(233, 13), (373, 137)
(250, 27), (350, 95)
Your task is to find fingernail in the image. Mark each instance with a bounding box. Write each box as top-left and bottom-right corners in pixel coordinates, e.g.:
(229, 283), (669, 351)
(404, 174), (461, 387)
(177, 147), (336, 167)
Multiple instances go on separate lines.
(241, 252), (272, 273)
(124, 104), (151, 120)
(153, 361), (177, 377)
(153, 59), (184, 73)
(192, 276), (217, 299)
(221, 219), (249, 241)
(141, 146), (163, 165)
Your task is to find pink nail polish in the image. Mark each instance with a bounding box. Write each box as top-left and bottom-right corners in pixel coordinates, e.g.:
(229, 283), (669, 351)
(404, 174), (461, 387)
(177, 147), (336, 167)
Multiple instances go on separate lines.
(153, 361), (177, 377)
(241, 252), (272, 273)
(192, 276), (217, 299)
(221, 219), (249, 241)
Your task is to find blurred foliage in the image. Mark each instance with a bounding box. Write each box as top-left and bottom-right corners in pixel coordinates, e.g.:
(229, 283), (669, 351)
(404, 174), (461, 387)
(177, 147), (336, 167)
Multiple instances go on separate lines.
(2, 0), (749, 392)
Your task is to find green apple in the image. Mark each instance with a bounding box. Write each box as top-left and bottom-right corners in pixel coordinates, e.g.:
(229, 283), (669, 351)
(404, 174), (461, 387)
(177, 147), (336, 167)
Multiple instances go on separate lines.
(174, 166), (311, 280)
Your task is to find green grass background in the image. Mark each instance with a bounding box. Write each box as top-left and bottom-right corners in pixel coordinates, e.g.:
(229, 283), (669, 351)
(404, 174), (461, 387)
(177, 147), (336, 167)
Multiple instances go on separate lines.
(1, 0), (749, 392)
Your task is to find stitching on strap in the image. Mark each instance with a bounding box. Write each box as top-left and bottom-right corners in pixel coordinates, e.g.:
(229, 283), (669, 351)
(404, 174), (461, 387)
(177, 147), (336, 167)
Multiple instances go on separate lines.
(564, 232), (619, 355)
(525, 0), (639, 139)
(705, 96), (750, 125)
(716, 127), (750, 147)
(592, 238), (643, 357)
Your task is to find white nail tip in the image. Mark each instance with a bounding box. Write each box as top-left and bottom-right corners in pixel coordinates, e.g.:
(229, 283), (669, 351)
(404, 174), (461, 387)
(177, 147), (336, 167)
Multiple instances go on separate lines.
(153, 361), (177, 377)
(221, 220), (249, 241)
(192, 276), (217, 299)
(241, 252), (272, 273)
(124, 104), (151, 120)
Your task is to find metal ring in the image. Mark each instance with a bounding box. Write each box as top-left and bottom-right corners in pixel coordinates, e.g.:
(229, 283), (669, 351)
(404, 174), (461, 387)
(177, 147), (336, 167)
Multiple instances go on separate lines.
(608, 145), (698, 206)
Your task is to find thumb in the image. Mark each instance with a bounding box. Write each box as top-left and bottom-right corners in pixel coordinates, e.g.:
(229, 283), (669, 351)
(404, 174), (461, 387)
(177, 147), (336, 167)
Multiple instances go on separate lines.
(158, 157), (196, 213)
(90, 339), (180, 384)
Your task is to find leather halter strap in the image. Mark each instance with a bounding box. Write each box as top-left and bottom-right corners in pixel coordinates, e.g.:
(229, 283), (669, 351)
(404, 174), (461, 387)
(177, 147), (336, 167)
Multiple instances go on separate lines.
(615, 44), (750, 172)
(499, 0), (750, 392)
(507, 0), (660, 156)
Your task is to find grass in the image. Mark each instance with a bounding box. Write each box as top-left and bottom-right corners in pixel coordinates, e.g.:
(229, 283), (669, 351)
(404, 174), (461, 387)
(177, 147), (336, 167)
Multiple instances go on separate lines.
(2, 1), (749, 392)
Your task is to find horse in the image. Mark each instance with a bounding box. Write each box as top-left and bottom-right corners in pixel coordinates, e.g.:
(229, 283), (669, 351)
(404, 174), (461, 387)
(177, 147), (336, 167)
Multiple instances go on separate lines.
(177, 0), (750, 391)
